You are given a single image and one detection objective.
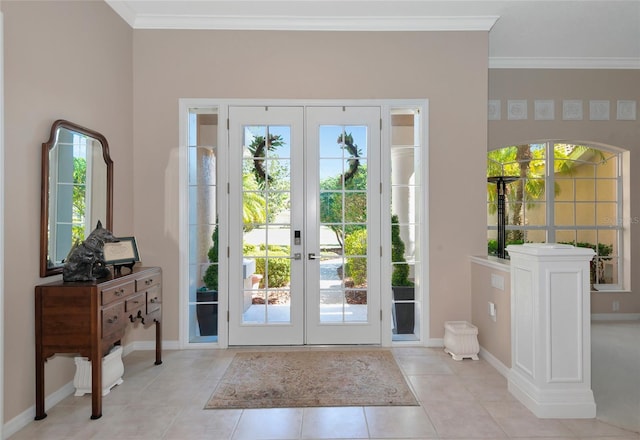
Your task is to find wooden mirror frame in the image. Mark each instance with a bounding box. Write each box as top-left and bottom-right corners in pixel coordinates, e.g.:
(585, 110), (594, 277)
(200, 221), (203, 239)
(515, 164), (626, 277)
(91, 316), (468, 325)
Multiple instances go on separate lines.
(40, 120), (113, 277)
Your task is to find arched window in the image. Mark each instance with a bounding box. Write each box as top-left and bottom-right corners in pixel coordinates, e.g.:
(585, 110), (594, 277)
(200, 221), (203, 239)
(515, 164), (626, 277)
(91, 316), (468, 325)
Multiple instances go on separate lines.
(487, 142), (627, 290)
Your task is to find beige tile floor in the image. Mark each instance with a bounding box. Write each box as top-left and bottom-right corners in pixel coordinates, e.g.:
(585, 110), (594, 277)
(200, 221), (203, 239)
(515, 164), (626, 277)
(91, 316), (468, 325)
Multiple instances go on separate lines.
(591, 320), (640, 434)
(9, 346), (640, 440)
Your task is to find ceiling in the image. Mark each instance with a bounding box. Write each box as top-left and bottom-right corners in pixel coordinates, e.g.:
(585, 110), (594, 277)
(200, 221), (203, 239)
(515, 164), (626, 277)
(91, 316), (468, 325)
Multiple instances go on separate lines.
(105, 0), (640, 69)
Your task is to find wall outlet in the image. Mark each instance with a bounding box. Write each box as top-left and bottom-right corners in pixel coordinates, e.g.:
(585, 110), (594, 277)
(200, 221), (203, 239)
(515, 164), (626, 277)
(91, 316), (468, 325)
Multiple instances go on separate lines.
(488, 301), (497, 322)
(612, 300), (620, 312)
(491, 274), (505, 290)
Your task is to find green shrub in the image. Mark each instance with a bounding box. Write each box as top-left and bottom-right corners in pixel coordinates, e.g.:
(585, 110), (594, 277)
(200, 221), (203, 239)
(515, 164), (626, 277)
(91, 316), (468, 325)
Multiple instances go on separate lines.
(392, 214), (413, 287)
(487, 238), (524, 257)
(487, 239), (498, 256)
(345, 229), (368, 286)
(203, 225), (219, 290)
(245, 245), (291, 288)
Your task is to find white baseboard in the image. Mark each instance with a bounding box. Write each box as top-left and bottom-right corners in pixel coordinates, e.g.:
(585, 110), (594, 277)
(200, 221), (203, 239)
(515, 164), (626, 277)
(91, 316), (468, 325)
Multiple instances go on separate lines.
(478, 346), (510, 378)
(3, 381), (75, 439)
(425, 338), (444, 348)
(591, 313), (640, 321)
(508, 369), (596, 419)
(3, 340), (179, 439)
(127, 339), (180, 351)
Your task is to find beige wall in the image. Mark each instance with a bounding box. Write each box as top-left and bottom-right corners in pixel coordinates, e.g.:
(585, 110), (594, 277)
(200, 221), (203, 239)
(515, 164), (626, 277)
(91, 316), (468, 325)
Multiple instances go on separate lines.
(470, 260), (511, 368)
(488, 69), (640, 314)
(1, 0), (133, 422)
(131, 30), (490, 343)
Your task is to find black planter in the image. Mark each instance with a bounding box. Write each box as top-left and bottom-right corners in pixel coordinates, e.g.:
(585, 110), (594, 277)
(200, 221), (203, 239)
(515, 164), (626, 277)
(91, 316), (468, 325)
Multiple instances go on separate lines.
(392, 286), (415, 334)
(196, 290), (218, 336)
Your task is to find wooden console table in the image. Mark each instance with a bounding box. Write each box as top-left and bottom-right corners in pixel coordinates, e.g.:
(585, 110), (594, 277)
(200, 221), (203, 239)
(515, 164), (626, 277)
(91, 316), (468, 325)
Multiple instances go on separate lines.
(35, 266), (162, 420)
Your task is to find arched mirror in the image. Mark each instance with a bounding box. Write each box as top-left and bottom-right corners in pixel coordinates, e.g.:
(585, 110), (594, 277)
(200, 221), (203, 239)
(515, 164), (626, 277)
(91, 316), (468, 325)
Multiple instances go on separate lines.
(40, 120), (113, 277)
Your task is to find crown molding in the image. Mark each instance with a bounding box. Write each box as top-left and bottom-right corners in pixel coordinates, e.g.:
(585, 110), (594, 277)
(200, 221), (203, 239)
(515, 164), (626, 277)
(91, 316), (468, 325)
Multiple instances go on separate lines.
(131, 14), (498, 31)
(105, 1), (498, 31)
(106, 0), (139, 27)
(489, 57), (640, 70)
(106, 1), (640, 62)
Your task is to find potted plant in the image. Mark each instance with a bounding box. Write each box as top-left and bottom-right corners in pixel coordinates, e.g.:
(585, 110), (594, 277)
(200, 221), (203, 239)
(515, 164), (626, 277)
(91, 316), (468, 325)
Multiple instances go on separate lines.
(197, 225), (219, 336)
(391, 214), (415, 334)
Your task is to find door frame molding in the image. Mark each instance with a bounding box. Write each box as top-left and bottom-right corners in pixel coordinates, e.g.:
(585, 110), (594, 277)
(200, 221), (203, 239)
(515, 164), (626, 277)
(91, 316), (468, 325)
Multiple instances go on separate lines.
(178, 99), (429, 349)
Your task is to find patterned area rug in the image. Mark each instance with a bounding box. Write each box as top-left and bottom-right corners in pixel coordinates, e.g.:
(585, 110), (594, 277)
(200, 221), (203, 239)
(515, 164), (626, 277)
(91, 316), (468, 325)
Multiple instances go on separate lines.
(205, 350), (418, 409)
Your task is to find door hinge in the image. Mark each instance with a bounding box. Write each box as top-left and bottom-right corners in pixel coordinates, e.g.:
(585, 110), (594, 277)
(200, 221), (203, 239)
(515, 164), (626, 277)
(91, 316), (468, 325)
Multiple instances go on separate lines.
(380, 246), (383, 257)
(227, 246), (230, 257)
(227, 182), (230, 194)
(227, 118), (229, 130)
(380, 182), (382, 194)
(227, 311), (230, 322)
(380, 118), (382, 130)
(380, 309), (383, 321)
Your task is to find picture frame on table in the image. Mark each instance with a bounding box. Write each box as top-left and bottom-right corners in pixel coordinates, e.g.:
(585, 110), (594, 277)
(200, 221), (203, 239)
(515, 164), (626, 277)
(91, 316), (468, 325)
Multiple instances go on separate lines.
(104, 236), (140, 265)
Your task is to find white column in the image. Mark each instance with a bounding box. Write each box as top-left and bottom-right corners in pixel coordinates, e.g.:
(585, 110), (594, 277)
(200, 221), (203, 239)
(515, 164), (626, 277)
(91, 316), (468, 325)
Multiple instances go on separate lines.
(507, 243), (596, 418)
(391, 147), (414, 256)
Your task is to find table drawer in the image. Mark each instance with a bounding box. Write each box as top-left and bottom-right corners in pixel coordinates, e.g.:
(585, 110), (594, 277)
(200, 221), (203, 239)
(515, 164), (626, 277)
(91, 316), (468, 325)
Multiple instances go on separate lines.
(126, 293), (145, 315)
(102, 302), (126, 336)
(136, 273), (161, 291)
(101, 282), (135, 306)
(146, 286), (161, 315)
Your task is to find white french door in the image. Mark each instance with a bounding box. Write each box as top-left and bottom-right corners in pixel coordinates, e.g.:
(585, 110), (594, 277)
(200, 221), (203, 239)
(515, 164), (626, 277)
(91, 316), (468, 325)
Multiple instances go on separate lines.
(228, 105), (381, 345)
(228, 106), (304, 345)
(305, 107), (381, 344)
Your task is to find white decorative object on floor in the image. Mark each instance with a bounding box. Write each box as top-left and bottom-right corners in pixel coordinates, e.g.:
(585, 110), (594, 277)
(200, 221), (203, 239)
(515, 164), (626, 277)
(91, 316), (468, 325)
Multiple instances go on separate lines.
(507, 243), (596, 419)
(73, 346), (124, 396)
(444, 321), (479, 360)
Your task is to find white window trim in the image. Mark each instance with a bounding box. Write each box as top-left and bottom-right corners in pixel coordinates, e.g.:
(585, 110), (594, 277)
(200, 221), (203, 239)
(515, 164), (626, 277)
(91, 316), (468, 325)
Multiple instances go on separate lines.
(488, 141), (629, 292)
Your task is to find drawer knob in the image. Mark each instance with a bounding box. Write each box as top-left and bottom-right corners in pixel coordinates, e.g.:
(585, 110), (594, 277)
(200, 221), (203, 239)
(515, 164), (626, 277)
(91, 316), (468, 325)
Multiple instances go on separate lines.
(115, 289), (125, 296)
(145, 279), (153, 285)
(149, 297), (157, 303)
(107, 316), (119, 324)
(129, 311), (142, 323)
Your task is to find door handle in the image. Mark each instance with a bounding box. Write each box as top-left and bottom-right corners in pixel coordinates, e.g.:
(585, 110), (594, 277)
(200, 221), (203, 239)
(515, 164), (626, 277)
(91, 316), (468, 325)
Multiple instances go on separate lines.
(282, 253), (302, 260)
(308, 253), (322, 260)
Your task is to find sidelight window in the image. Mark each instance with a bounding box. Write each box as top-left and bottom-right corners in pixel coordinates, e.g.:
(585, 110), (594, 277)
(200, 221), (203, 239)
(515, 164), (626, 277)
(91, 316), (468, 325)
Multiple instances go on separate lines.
(187, 109), (220, 342)
(390, 108), (423, 341)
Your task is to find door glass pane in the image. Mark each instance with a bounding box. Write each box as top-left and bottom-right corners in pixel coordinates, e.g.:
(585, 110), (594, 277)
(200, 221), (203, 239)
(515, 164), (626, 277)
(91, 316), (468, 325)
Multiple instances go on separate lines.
(345, 192), (367, 223)
(318, 125), (368, 323)
(188, 111), (219, 343)
(391, 109), (422, 340)
(241, 125), (292, 324)
(320, 159), (343, 183)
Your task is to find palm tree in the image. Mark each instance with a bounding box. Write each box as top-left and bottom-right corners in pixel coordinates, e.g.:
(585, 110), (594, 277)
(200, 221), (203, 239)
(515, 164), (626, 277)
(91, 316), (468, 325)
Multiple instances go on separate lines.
(242, 172), (266, 231)
(247, 134), (284, 187)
